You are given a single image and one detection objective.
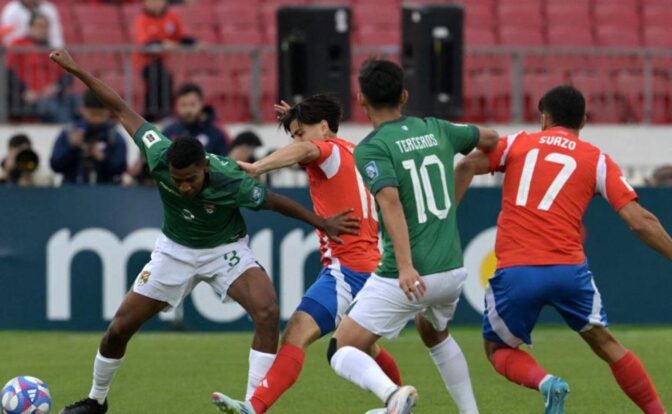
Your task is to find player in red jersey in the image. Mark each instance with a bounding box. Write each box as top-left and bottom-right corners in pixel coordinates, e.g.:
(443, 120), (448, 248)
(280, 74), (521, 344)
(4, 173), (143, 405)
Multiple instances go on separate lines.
(213, 94), (402, 414)
(455, 86), (672, 414)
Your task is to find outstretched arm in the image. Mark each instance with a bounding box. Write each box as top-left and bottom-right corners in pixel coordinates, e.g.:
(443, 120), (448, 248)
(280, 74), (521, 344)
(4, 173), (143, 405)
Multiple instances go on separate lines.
(474, 126), (499, 152)
(238, 141), (320, 178)
(618, 201), (672, 260)
(454, 150), (492, 206)
(263, 192), (359, 244)
(49, 49), (145, 137)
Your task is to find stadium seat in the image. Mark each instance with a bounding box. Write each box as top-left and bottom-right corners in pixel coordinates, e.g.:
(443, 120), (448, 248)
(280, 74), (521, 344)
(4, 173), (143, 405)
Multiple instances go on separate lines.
(464, 71), (512, 123)
(644, 26), (672, 48)
(80, 27), (126, 45)
(614, 72), (645, 122)
(465, 4), (495, 28)
(545, 4), (591, 28)
(547, 26), (594, 47)
(74, 4), (121, 25)
(595, 26), (641, 47)
(570, 72), (619, 123)
(465, 28), (497, 47)
(594, 4), (641, 28)
(173, 4), (217, 28)
(216, 4), (260, 28)
(642, 5), (672, 28)
(523, 71), (566, 121)
(499, 27), (544, 46)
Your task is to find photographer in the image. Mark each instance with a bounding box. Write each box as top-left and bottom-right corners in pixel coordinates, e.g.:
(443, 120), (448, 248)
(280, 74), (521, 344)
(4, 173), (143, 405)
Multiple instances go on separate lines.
(0, 133), (40, 186)
(50, 90), (127, 184)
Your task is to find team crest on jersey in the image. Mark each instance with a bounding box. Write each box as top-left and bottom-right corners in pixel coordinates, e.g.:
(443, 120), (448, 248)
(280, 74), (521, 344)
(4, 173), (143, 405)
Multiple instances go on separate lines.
(181, 209), (196, 221)
(203, 203), (216, 214)
(136, 270), (151, 286)
(142, 131), (160, 149)
(364, 161), (379, 179)
(251, 186), (263, 203)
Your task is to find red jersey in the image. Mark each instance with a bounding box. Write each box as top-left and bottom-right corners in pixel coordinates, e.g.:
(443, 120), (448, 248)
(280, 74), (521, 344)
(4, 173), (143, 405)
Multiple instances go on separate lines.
(303, 138), (381, 273)
(488, 127), (638, 268)
(7, 37), (62, 93)
(133, 8), (186, 68)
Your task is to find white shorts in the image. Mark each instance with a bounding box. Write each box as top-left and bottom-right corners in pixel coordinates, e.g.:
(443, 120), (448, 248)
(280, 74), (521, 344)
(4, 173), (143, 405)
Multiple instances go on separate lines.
(347, 268), (468, 339)
(133, 234), (260, 310)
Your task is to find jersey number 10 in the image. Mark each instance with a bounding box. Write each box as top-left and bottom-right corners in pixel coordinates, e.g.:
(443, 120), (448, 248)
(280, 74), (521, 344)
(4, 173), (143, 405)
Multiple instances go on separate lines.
(516, 149), (577, 211)
(402, 155), (451, 223)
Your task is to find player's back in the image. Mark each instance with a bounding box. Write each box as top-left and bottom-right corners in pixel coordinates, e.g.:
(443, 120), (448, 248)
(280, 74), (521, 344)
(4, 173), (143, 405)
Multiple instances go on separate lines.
(304, 137), (380, 273)
(355, 116), (479, 276)
(491, 127), (637, 268)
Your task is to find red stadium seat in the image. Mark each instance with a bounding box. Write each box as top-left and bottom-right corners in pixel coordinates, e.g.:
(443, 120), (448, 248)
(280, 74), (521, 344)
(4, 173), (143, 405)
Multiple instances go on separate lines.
(464, 71), (512, 123)
(594, 4), (640, 28)
(465, 4), (495, 28)
(595, 26), (641, 47)
(651, 73), (672, 123)
(644, 26), (672, 48)
(523, 71), (567, 121)
(545, 4), (591, 28)
(465, 28), (497, 47)
(614, 72), (645, 122)
(547, 26), (594, 47)
(74, 4), (121, 25)
(80, 27), (126, 45)
(173, 4), (217, 28)
(220, 28), (263, 45)
(570, 72), (619, 123)
(642, 6), (672, 28)
(216, 4), (260, 28)
(72, 52), (123, 75)
(499, 27), (544, 46)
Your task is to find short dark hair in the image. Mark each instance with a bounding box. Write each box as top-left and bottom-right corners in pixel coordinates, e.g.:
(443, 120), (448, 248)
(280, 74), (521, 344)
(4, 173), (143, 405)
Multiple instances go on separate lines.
(83, 90), (105, 110)
(231, 130), (263, 149)
(280, 94), (342, 134)
(176, 82), (203, 100)
(8, 133), (31, 149)
(167, 136), (206, 169)
(538, 85), (586, 129)
(358, 58), (404, 109)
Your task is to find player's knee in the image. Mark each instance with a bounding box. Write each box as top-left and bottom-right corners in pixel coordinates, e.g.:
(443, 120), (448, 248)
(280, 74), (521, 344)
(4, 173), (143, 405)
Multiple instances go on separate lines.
(326, 337), (338, 365)
(251, 301), (280, 327)
(102, 322), (133, 349)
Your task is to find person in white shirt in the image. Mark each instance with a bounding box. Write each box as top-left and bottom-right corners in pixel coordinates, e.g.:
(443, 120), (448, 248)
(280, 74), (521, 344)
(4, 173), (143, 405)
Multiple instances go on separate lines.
(1, 0), (63, 47)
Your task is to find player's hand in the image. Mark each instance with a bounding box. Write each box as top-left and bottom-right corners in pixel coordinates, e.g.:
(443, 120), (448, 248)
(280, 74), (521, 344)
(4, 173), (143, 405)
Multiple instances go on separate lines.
(399, 266), (426, 301)
(236, 160), (260, 178)
(321, 208), (360, 244)
(49, 49), (80, 74)
(274, 100), (291, 119)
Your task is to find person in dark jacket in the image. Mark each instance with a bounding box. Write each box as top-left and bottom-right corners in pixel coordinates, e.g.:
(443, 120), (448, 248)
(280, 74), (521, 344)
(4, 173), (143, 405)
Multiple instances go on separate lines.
(162, 82), (230, 155)
(50, 90), (127, 184)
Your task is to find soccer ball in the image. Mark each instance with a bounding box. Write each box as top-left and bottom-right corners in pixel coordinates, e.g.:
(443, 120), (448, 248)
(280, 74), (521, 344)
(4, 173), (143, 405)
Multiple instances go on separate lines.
(1, 376), (51, 414)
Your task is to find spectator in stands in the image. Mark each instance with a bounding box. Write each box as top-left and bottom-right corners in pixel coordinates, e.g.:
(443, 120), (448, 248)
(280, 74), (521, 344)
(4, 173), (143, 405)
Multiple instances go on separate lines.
(6, 13), (75, 123)
(134, 0), (195, 121)
(1, 0), (63, 47)
(647, 165), (672, 187)
(0, 133), (40, 186)
(50, 91), (128, 185)
(163, 82), (230, 156)
(228, 130), (263, 163)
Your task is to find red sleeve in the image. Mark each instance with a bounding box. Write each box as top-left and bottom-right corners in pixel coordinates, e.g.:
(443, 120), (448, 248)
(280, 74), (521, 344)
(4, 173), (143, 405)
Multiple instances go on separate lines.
(303, 140), (336, 167)
(597, 153), (638, 211)
(487, 137), (508, 173)
(134, 14), (150, 44)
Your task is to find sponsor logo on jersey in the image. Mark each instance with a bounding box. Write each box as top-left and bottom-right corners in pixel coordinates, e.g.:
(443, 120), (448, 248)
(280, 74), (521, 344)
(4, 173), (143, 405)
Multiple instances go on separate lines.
(203, 203), (216, 214)
(364, 161), (379, 179)
(181, 209), (195, 221)
(136, 270), (151, 286)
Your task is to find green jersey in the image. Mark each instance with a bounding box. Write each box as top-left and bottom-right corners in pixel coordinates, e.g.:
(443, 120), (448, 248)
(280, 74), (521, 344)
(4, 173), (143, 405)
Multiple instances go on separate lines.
(354, 116), (479, 277)
(133, 123), (267, 249)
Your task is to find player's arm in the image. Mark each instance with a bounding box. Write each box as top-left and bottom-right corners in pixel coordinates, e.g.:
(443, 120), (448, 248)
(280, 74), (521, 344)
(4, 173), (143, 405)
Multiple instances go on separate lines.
(49, 49), (145, 137)
(263, 192), (359, 244)
(237, 141), (320, 178)
(375, 187), (427, 300)
(618, 201), (672, 260)
(454, 150), (492, 205)
(474, 126), (499, 152)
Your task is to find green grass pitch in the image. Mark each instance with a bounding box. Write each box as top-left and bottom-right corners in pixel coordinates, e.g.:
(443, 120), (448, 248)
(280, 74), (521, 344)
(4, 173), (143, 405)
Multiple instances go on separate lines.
(2, 326), (670, 413)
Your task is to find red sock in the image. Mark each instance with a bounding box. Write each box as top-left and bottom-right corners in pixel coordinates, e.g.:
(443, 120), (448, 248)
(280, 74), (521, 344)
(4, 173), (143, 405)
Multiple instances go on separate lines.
(610, 351), (666, 414)
(491, 347), (548, 390)
(249, 343), (305, 414)
(374, 346), (403, 386)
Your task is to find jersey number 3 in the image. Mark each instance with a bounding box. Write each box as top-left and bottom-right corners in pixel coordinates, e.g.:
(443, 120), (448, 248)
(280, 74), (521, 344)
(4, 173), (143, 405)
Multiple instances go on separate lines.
(402, 155), (451, 223)
(516, 149), (577, 211)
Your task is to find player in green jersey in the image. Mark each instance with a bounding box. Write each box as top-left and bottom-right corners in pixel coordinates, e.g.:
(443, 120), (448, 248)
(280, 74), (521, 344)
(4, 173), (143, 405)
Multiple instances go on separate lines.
(326, 59), (499, 414)
(49, 49), (359, 414)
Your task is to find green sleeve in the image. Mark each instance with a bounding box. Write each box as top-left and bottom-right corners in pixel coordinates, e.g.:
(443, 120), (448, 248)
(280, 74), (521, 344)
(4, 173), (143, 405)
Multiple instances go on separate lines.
(354, 140), (398, 195)
(235, 174), (268, 210)
(439, 120), (480, 155)
(132, 123), (171, 171)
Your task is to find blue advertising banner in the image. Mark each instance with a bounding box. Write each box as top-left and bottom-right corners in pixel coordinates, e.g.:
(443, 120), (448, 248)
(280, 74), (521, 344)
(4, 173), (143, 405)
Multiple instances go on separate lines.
(0, 187), (670, 331)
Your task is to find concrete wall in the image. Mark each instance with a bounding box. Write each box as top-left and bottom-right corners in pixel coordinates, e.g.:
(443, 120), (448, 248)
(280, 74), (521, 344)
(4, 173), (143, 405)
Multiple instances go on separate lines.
(1, 122), (670, 185)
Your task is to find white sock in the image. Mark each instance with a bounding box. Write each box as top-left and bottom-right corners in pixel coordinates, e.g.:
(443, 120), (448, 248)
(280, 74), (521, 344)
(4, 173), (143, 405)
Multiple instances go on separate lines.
(330, 346), (398, 403)
(88, 351), (123, 404)
(429, 336), (479, 414)
(245, 349), (276, 400)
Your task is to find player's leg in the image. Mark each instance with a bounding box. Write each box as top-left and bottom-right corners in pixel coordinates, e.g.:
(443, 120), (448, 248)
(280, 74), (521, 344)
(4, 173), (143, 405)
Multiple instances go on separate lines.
(416, 269), (478, 414)
(483, 266), (569, 414)
(329, 274), (418, 413)
(225, 266), (280, 400)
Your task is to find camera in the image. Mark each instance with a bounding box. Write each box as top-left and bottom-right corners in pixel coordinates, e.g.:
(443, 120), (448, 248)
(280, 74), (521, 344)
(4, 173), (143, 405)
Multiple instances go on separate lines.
(8, 148), (39, 183)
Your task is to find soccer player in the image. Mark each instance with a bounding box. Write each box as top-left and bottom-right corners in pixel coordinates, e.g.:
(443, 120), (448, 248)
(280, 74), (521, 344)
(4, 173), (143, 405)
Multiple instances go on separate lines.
(48, 49), (359, 414)
(327, 59), (499, 414)
(454, 85), (672, 414)
(211, 94), (403, 414)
